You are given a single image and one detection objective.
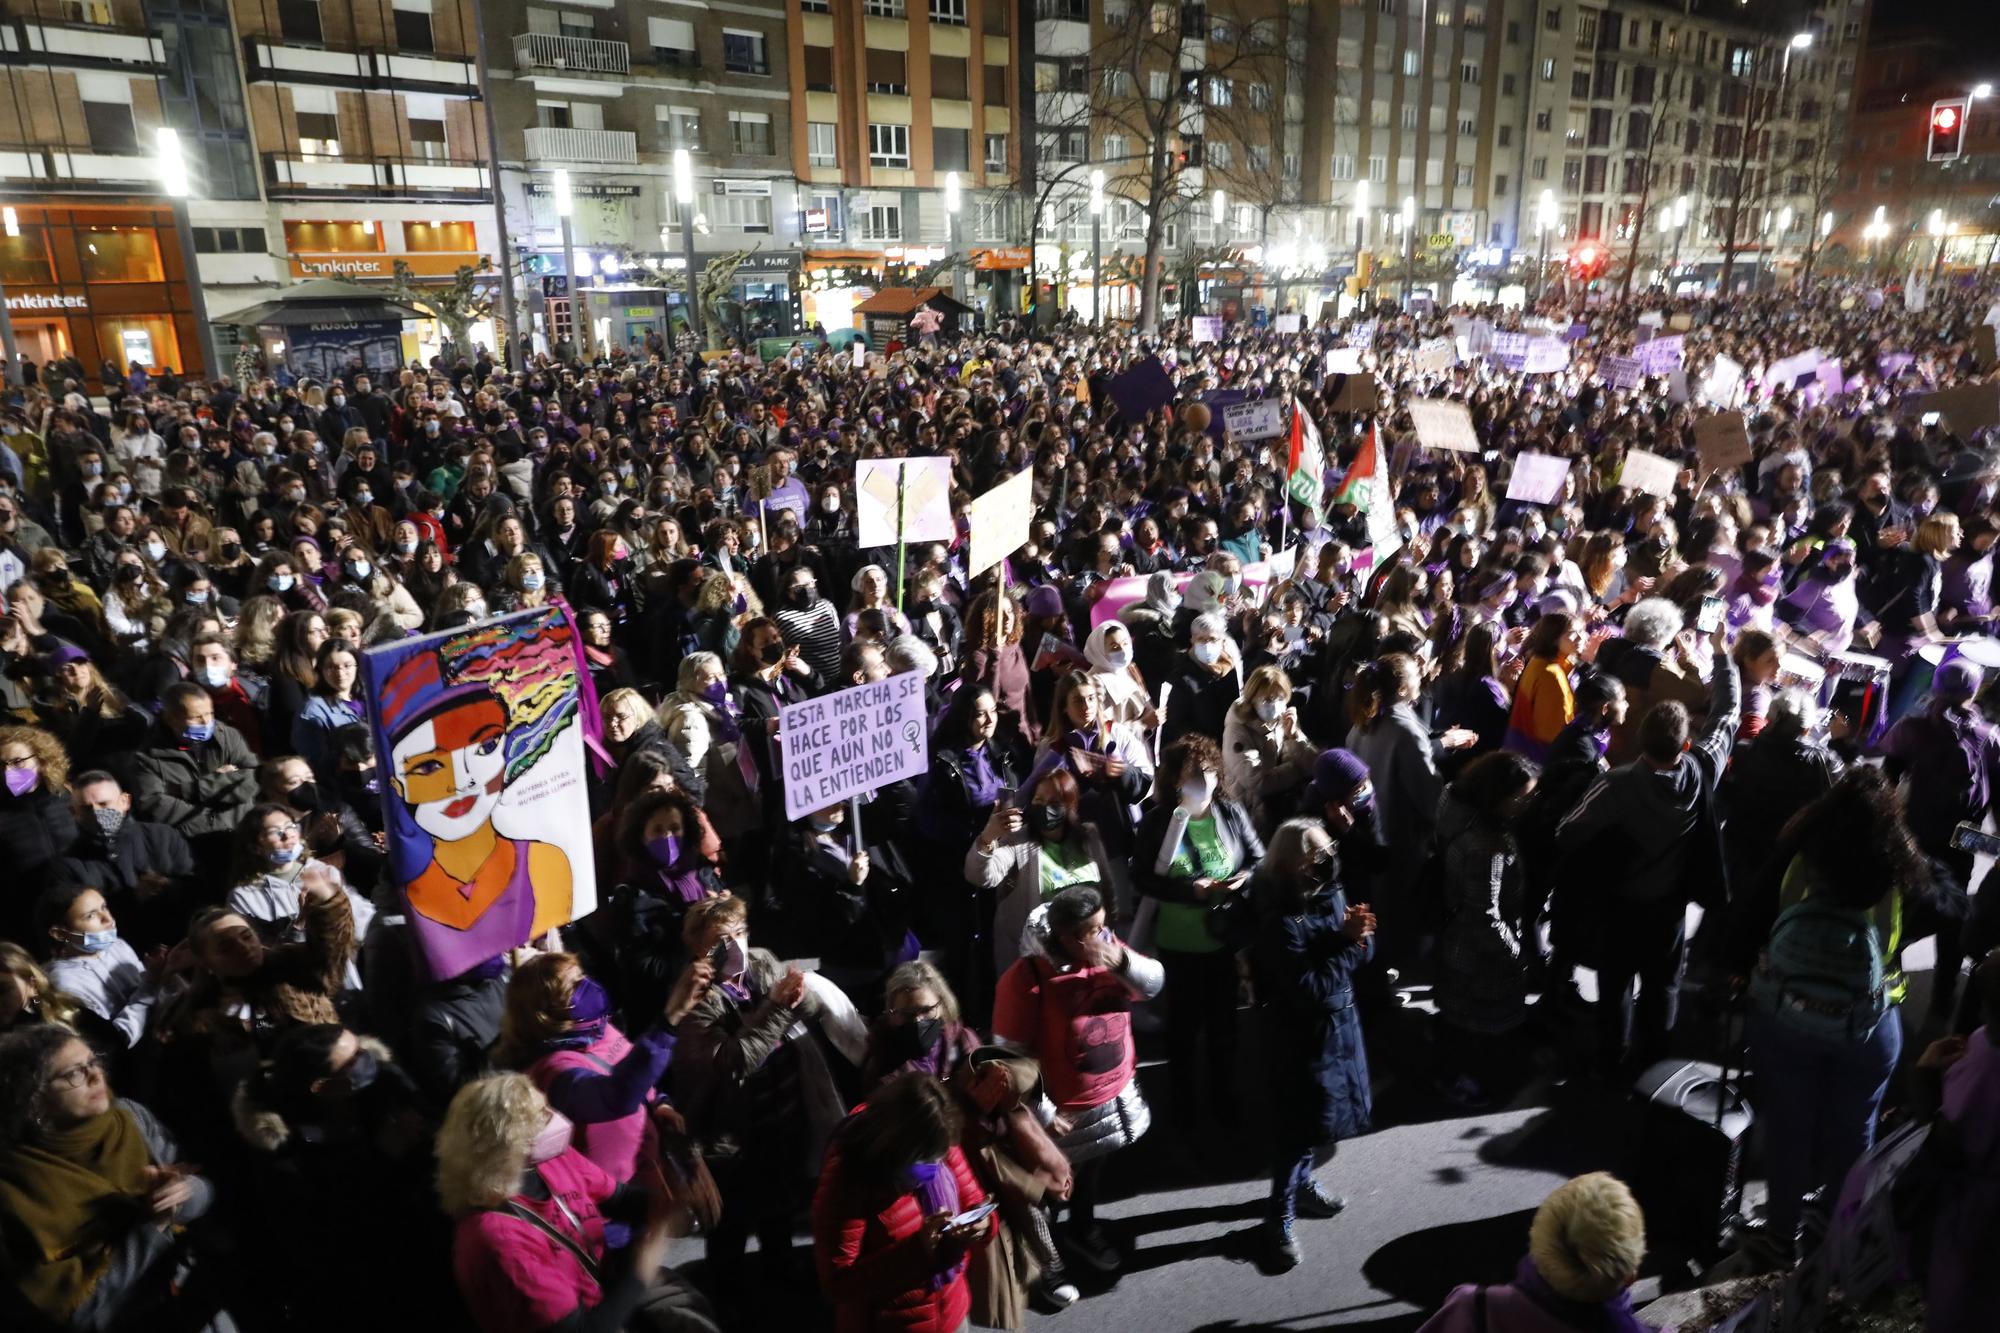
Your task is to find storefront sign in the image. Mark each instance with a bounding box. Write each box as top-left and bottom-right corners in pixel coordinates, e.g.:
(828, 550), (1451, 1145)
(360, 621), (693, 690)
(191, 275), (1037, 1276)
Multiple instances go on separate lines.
(5, 293), (87, 311)
(523, 181), (641, 198)
(804, 208), (830, 233)
(289, 252), (487, 280)
(970, 247), (1030, 270)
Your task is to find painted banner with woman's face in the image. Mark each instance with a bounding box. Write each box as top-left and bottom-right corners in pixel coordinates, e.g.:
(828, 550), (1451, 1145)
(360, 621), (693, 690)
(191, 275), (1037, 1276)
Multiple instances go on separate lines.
(362, 606), (596, 979)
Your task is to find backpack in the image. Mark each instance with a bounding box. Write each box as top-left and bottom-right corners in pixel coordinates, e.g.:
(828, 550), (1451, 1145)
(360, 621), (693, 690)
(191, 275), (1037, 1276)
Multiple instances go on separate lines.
(1749, 899), (1887, 1042)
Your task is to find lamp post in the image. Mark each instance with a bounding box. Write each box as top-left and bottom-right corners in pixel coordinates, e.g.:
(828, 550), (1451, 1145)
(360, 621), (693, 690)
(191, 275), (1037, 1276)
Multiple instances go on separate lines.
(0, 207), (20, 387)
(1208, 188), (1225, 314)
(1088, 168), (1103, 326)
(1352, 179), (1370, 311)
(1803, 208), (1833, 287)
(1930, 208), (1951, 284)
(155, 129), (220, 383)
(1863, 206), (1888, 271)
(672, 149), (702, 348)
(1670, 194), (1688, 281)
(1533, 189), (1556, 305)
(1400, 194), (1416, 306)
(943, 170), (964, 320)
(551, 168), (593, 359)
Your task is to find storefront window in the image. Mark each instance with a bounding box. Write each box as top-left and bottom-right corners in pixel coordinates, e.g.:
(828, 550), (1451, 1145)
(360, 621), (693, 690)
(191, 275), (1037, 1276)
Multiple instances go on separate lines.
(0, 229), (53, 286)
(79, 228), (164, 283)
(95, 315), (183, 372)
(403, 221), (478, 253)
(283, 220), (382, 254)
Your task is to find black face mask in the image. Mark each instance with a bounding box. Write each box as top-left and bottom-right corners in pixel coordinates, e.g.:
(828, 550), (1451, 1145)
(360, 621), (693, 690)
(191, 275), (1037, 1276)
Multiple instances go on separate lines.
(887, 1017), (943, 1061)
(290, 780), (321, 812)
(1032, 803), (1067, 838)
(787, 586), (815, 609)
(759, 639), (787, 666)
(219, 542), (241, 561)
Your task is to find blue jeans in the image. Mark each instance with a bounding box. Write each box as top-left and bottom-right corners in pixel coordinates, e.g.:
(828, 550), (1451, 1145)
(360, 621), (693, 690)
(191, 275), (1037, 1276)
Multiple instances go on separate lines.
(1751, 1005), (1902, 1243)
(1269, 1143), (1334, 1227)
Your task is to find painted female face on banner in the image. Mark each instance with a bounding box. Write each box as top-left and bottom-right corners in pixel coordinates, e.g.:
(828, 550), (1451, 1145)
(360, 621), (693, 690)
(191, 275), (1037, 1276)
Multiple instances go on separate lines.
(391, 695), (509, 842)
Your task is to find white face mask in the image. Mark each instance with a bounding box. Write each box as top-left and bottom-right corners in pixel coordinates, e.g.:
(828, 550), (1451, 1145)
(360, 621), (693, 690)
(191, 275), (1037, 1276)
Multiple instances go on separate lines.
(719, 935), (748, 979)
(1192, 639), (1223, 667)
(1179, 772), (1216, 811)
(1102, 648), (1131, 671)
(1254, 697), (1283, 722)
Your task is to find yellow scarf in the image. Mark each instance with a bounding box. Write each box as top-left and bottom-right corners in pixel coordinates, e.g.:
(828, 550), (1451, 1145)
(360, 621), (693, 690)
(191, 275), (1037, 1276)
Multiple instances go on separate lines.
(0, 1104), (152, 1319)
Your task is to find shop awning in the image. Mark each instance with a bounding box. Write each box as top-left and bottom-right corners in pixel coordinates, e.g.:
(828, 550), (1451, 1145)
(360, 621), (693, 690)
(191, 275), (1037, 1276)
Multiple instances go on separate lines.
(226, 277), (429, 327)
(852, 286), (971, 316)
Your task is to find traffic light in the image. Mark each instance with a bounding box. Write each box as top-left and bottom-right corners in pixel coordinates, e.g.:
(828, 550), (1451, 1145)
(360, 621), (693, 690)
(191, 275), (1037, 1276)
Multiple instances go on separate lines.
(1567, 241), (1608, 282)
(1929, 99), (1968, 162)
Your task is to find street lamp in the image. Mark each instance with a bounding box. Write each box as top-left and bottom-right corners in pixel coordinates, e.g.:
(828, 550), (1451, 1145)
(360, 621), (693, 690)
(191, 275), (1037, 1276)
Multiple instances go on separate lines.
(1930, 208), (1951, 283)
(672, 148), (702, 348)
(1533, 188), (1557, 305)
(1400, 194), (1416, 306)
(1088, 168), (1105, 326)
(943, 170), (964, 314)
(154, 129), (220, 384)
(550, 168), (593, 358)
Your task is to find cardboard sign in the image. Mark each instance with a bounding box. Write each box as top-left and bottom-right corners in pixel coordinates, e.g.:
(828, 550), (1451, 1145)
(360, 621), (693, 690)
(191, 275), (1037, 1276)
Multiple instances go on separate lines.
(1222, 397), (1287, 441)
(1191, 315), (1222, 343)
(1922, 382), (2000, 435)
(1694, 411), (1754, 473)
(778, 672), (930, 822)
(1325, 347), (1364, 375)
(1273, 313), (1302, 334)
(1601, 354), (1644, 389)
(1106, 355), (1177, 420)
(1407, 398), (1480, 453)
(1505, 452), (1571, 505)
(1327, 373), (1380, 414)
(1976, 324), (1998, 372)
(1413, 339), (1457, 374)
(1668, 312), (1694, 331)
(1619, 448), (1680, 498)
(1636, 334), (1684, 374)
(965, 468), (1034, 575)
(854, 457), (954, 548)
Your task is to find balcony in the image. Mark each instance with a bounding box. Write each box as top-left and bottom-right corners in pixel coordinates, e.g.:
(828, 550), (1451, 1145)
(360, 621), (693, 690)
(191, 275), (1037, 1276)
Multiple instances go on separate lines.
(0, 142), (163, 187)
(242, 39), (480, 96)
(263, 152), (493, 200)
(514, 32), (629, 78)
(522, 126), (637, 166)
(0, 18), (166, 71)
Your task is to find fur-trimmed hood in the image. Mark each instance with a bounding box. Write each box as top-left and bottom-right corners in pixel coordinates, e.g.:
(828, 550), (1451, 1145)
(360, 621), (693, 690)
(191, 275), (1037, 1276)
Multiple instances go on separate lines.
(233, 1035), (395, 1153)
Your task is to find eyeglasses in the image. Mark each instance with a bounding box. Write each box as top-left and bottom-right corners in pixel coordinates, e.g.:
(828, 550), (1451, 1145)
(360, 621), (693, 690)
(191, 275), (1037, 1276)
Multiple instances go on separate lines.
(47, 1055), (104, 1091)
(262, 819), (303, 841)
(890, 1001), (942, 1022)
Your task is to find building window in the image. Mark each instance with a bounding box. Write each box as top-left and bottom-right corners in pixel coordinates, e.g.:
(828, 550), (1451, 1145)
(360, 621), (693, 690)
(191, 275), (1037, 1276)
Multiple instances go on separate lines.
(1207, 77), (1232, 107)
(1535, 109), (1551, 131)
(1493, 173), (1508, 195)
(805, 190), (842, 233)
(392, 0), (432, 52)
(1400, 106), (1418, 130)
(1502, 74), (1515, 95)
(1540, 57), (1555, 81)
(933, 126), (969, 171)
(409, 115), (448, 161)
(868, 122), (910, 167)
(929, 0), (966, 23)
(722, 30), (769, 76)
(867, 48), (908, 95)
(715, 189), (773, 233)
(1531, 155), (1547, 179)
(1367, 154), (1386, 182)
(1207, 140), (1231, 169)
(1460, 63), (1479, 84)
(863, 0), (905, 17)
(804, 45), (834, 92)
(1331, 152), (1354, 181)
(1103, 0), (1129, 23)
(802, 0), (829, 9)
(404, 220), (475, 251)
(656, 105), (700, 150)
(1455, 164), (1473, 186)
(728, 111), (773, 156)
(277, 0), (321, 43)
(1248, 144), (1270, 173)
(1403, 50), (1419, 77)
(807, 121), (837, 166)
(296, 112), (340, 157)
(1247, 82), (1269, 110)
(1496, 124), (1511, 146)
(932, 55), (968, 98)
(648, 18), (697, 68)
(860, 201), (902, 240)
(1460, 116), (1477, 137)
(984, 133), (1005, 171)
(1101, 68), (1131, 98)
(1103, 133), (1128, 162)
(1147, 70), (1169, 100)
(1570, 69), (1590, 99)
(191, 226), (269, 254)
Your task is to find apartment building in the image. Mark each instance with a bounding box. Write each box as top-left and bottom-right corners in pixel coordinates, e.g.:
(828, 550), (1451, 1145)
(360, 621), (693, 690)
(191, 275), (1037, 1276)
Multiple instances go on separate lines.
(1831, 32), (1999, 272)
(1504, 0), (1867, 287)
(783, 0), (1020, 332)
(484, 0), (802, 352)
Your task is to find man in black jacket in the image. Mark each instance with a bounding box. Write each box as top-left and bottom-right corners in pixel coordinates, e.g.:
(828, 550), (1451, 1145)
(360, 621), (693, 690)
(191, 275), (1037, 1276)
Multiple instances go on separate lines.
(128, 681), (261, 877)
(52, 770), (195, 951)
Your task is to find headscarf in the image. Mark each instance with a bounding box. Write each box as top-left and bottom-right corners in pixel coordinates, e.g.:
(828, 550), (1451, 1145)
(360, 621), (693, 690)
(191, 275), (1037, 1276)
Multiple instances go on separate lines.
(1082, 621), (1145, 714)
(1183, 569), (1228, 616)
(0, 1104), (154, 1320)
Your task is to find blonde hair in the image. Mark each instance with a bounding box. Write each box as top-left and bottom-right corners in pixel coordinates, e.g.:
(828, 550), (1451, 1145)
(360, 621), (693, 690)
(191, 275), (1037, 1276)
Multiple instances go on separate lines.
(435, 1073), (547, 1213)
(233, 595), (286, 668)
(1242, 664), (1294, 708)
(883, 960), (960, 1026)
(0, 942), (82, 1028)
(1527, 1172), (1647, 1303)
(1915, 512), (1961, 558)
(324, 607), (363, 642)
(600, 688), (651, 733)
(495, 952), (581, 1068)
(682, 894), (749, 951)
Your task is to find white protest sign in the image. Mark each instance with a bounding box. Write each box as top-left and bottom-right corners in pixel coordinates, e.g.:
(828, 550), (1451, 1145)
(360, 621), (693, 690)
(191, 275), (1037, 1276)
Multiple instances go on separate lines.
(1506, 452), (1571, 504)
(1523, 337), (1571, 374)
(1702, 354), (1745, 407)
(965, 468), (1034, 575)
(1347, 320), (1377, 347)
(1487, 331), (1529, 368)
(1407, 398), (1481, 453)
(1768, 348), (1824, 389)
(1637, 311), (1665, 330)
(855, 457), (954, 548)
(1274, 313), (1302, 334)
(851, 341), (867, 370)
(1221, 398), (1287, 441)
(1620, 448), (1681, 498)
(1325, 347), (1364, 375)
(779, 672), (930, 821)
(1601, 354), (1644, 389)
(1191, 315), (1222, 343)
(1413, 339), (1457, 374)
(1636, 334), (1685, 374)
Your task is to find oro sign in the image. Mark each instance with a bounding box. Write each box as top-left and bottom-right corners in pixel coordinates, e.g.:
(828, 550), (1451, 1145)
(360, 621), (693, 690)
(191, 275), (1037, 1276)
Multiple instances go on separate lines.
(778, 673), (930, 822)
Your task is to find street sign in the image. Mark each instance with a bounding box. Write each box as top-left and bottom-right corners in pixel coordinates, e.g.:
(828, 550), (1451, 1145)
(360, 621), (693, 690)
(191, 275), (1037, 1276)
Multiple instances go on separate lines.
(1426, 233), (1455, 250)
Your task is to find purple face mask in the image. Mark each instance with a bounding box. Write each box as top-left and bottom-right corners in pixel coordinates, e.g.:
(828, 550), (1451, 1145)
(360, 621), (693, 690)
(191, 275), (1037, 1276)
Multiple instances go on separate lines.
(647, 833), (682, 868)
(567, 975), (613, 1026)
(4, 765), (36, 797)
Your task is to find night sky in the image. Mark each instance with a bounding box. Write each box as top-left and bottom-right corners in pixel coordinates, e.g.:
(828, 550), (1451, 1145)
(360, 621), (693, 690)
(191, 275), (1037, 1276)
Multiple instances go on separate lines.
(1873, 0), (2000, 57)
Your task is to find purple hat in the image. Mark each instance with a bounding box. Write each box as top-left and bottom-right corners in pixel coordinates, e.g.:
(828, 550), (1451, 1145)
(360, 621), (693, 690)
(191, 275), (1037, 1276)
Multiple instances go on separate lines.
(1307, 748), (1371, 806)
(1824, 537), (1857, 557)
(1936, 657), (1983, 703)
(1023, 585), (1064, 618)
(43, 643), (88, 670)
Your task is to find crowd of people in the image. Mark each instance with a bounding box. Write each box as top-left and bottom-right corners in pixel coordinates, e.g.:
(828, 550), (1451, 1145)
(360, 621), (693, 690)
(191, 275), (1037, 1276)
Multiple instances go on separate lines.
(0, 274), (1997, 1333)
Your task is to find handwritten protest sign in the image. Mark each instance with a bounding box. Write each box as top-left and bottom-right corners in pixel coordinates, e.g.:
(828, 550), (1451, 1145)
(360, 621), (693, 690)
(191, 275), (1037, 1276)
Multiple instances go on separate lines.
(1407, 398), (1481, 452)
(1601, 355), (1644, 389)
(1413, 339), (1457, 374)
(1325, 347), (1364, 375)
(855, 457), (954, 548)
(1487, 331), (1529, 370)
(1636, 334), (1684, 375)
(1222, 398), (1287, 441)
(1191, 315), (1222, 343)
(779, 673), (929, 821)
(1620, 448), (1681, 498)
(1523, 338), (1570, 374)
(1506, 452), (1571, 505)
(1694, 411), (1754, 473)
(1702, 355), (1746, 407)
(1274, 313), (1302, 334)
(1328, 374), (1380, 414)
(965, 468), (1033, 576)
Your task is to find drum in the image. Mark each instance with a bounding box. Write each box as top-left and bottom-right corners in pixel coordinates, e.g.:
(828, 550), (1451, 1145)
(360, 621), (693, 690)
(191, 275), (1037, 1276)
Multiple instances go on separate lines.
(1950, 636), (2000, 671)
(1775, 652), (1827, 693)
(1826, 651), (1894, 746)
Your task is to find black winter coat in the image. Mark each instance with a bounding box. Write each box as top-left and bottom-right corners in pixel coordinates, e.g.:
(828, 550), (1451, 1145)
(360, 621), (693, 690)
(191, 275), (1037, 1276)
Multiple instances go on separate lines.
(0, 785), (80, 934)
(1252, 885), (1374, 1146)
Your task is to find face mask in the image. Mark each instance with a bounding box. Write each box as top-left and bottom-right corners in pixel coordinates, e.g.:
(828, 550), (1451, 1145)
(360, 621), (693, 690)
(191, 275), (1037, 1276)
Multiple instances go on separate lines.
(89, 805), (124, 841)
(1103, 648), (1131, 670)
(333, 1048), (379, 1095)
(197, 664), (230, 689)
(144, 540), (167, 562)
(425, 422), (440, 437)
(528, 1108), (574, 1164)
(464, 601), (487, 619)
(354, 490), (373, 507)
(1032, 802), (1067, 837)
(759, 639), (787, 666)
(347, 559), (371, 580)
(266, 841), (301, 868)
(567, 975), (612, 1027)
(521, 572), (545, 591)
(808, 814), (842, 834)
(1192, 639), (1222, 667)
(888, 1016), (944, 1060)
(71, 926), (118, 954)
(1255, 698), (1284, 722)
(718, 935), (748, 979)
(83, 462), (102, 478)
(268, 574), (294, 593)
(699, 679), (728, 706)
(5, 765), (37, 797)
(822, 495), (841, 513)
(635, 829), (683, 870)
(1180, 772), (1216, 810)
(331, 395), (346, 407)
(183, 721), (215, 744)
(116, 564), (143, 583)
(787, 586), (815, 609)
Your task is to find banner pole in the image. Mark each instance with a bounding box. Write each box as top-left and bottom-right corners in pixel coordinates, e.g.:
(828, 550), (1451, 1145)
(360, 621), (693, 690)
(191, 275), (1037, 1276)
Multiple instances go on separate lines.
(895, 464), (908, 614)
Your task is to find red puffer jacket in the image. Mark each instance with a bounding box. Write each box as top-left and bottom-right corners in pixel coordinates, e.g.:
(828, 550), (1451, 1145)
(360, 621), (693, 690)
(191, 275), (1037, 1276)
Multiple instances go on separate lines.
(812, 1139), (992, 1333)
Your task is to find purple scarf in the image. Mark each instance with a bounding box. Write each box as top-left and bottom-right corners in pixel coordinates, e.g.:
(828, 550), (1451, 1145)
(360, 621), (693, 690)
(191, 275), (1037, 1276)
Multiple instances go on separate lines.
(961, 744), (1002, 810)
(902, 1160), (964, 1291)
(1511, 1256), (1653, 1333)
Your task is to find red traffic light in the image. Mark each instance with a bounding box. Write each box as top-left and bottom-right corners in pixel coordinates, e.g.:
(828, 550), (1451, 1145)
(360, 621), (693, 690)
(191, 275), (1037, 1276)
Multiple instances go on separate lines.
(1935, 105), (1959, 132)
(1930, 98), (1968, 161)
(1566, 242), (1608, 281)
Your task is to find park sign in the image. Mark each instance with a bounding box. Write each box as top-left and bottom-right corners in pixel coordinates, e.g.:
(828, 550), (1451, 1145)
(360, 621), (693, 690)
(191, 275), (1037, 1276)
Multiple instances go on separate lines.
(779, 673), (930, 822)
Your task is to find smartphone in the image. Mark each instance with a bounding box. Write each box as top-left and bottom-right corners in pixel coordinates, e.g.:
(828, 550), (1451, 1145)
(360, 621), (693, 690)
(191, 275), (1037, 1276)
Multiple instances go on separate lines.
(1950, 822), (2000, 858)
(707, 940), (729, 971)
(1695, 595), (1726, 634)
(995, 785), (1016, 809)
(947, 1201), (998, 1230)
(1922, 412), (1941, 427)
